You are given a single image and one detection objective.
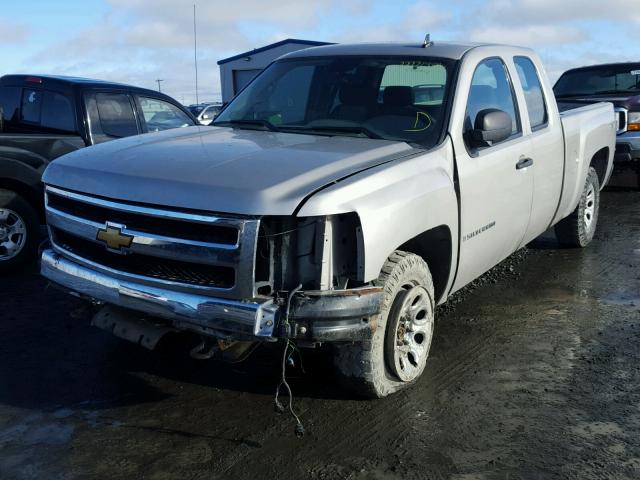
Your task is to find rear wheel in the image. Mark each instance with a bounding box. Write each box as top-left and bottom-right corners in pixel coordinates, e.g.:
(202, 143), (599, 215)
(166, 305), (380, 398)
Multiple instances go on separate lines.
(554, 167), (600, 248)
(334, 251), (435, 398)
(0, 189), (40, 273)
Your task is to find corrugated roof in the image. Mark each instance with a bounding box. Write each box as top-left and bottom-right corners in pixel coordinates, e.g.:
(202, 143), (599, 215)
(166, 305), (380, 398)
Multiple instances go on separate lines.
(217, 38), (332, 65)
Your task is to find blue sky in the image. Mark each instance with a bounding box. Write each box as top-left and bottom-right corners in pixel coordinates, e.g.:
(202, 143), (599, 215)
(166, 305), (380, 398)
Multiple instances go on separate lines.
(1, 0), (638, 104)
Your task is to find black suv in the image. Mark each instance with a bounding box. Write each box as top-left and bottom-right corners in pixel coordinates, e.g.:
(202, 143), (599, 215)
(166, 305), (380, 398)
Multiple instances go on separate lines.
(0, 74), (197, 270)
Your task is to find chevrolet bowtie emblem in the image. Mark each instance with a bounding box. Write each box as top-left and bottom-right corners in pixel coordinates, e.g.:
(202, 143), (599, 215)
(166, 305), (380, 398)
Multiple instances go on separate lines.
(96, 223), (134, 251)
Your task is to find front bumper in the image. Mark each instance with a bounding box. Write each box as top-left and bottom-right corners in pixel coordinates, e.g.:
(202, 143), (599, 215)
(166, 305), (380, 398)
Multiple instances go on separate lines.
(41, 249), (382, 342)
(615, 131), (640, 167)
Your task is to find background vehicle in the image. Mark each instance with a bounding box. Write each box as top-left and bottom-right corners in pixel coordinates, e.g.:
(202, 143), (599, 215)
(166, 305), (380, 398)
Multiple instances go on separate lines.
(555, 63), (640, 189)
(0, 74), (197, 270)
(40, 42), (615, 398)
(188, 103), (223, 125)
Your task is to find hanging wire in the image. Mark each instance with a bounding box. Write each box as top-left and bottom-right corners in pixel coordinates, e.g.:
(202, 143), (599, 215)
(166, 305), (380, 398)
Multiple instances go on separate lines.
(274, 284), (305, 437)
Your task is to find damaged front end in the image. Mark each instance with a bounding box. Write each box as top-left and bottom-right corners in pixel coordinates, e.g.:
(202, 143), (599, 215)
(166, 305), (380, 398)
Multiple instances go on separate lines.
(41, 187), (382, 356)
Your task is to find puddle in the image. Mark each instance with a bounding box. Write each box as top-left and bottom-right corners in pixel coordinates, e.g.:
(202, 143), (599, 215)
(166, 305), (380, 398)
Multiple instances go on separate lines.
(0, 422), (74, 446)
(600, 292), (640, 309)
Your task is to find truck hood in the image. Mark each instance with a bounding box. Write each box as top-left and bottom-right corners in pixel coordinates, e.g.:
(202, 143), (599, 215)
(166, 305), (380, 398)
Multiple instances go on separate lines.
(43, 126), (416, 215)
(558, 93), (640, 110)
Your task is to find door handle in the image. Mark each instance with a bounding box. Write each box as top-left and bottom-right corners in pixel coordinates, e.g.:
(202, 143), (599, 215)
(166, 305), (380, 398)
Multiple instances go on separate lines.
(516, 157), (534, 170)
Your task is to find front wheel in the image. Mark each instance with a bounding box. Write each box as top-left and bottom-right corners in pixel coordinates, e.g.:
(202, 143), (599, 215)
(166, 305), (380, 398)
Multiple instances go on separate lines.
(554, 166), (600, 248)
(333, 251), (435, 398)
(0, 189), (40, 273)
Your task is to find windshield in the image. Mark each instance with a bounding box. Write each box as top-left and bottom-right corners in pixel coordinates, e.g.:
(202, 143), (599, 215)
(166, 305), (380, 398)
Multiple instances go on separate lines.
(554, 64), (640, 97)
(214, 56), (455, 147)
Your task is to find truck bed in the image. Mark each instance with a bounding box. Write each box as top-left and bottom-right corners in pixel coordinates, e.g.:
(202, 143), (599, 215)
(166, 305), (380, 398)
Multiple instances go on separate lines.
(555, 101), (616, 223)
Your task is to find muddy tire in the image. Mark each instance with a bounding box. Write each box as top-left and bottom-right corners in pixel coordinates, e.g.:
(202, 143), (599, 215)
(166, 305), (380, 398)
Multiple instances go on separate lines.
(554, 167), (600, 248)
(334, 251), (435, 398)
(0, 189), (40, 273)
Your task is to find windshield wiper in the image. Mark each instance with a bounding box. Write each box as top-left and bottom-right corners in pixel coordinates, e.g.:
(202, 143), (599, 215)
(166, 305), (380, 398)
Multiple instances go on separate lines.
(280, 125), (382, 139)
(592, 90), (631, 95)
(213, 119), (279, 131)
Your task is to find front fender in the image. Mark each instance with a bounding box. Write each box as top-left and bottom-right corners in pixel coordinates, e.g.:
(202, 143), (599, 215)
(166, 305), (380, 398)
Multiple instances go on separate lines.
(297, 140), (458, 284)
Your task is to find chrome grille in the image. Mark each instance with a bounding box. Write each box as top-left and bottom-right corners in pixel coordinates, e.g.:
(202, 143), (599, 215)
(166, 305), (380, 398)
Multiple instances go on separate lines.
(615, 107), (628, 134)
(45, 186), (261, 299)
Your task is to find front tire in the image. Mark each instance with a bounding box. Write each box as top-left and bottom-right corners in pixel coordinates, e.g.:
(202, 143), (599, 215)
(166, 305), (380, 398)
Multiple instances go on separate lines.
(554, 166), (600, 248)
(0, 189), (40, 273)
(334, 251), (435, 398)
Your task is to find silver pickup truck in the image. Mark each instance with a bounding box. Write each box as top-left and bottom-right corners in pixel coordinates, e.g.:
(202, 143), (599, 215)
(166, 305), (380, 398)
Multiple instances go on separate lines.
(40, 42), (616, 398)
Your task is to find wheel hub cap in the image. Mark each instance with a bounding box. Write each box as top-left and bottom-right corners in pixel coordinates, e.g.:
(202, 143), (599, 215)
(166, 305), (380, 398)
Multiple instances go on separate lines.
(584, 184), (595, 230)
(387, 286), (434, 382)
(0, 208), (27, 261)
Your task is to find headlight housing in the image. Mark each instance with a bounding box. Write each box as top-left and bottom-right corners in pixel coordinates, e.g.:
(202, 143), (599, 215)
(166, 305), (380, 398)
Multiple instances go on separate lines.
(628, 111), (640, 131)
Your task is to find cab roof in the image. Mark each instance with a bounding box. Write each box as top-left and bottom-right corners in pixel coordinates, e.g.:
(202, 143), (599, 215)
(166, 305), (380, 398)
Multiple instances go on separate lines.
(281, 42), (510, 61)
(0, 74), (171, 99)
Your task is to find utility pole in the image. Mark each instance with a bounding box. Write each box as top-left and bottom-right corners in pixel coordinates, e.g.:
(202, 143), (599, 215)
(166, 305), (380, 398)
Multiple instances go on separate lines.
(193, 4), (199, 105)
(155, 79), (164, 92)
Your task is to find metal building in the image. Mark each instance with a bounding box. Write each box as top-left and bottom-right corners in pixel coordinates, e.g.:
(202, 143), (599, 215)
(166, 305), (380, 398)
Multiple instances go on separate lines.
(217, 38), (331, 104)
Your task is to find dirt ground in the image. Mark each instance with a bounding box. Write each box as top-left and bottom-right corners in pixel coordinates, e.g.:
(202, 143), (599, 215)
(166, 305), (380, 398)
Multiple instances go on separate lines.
(0, 188), (638, 480)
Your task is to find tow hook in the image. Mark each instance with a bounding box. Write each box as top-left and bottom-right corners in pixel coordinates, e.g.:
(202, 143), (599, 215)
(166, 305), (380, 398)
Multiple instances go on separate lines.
(189, 338), (219, 360)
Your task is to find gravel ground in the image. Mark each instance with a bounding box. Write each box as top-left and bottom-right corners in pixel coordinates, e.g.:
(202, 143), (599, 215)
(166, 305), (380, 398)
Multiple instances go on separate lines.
(0, 189), (638, 480)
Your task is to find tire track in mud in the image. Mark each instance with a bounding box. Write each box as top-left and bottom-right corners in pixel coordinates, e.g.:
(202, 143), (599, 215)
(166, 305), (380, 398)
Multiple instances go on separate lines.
(222, 305), (505, 479)
(1, 191), (638, 480)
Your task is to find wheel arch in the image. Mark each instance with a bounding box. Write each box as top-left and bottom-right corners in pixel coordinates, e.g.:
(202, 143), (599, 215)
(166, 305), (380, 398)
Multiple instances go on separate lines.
(589, 146), (609, 188)
(397, 225), (453, 304)
(0, 177), (43, 222)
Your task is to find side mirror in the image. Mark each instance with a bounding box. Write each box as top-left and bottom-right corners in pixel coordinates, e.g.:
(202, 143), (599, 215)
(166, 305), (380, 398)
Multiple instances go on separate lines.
(469, 109), (512, 146)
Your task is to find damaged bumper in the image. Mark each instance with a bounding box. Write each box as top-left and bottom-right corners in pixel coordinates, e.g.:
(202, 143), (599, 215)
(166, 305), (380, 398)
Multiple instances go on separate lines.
(41, 249), (382, 343)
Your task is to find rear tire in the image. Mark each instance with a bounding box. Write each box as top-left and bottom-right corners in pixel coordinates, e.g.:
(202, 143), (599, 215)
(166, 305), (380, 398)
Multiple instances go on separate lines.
(334, 251), (435, 398)
(554, 167), (600, 248)
(0, 189), (40, 273)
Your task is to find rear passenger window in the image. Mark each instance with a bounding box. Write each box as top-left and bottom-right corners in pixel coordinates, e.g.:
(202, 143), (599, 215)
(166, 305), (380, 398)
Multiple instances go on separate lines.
(41, 92), (75, 132)
(379, 63), (447, 106)
(95, 93), (138, 138)
(465, 58), (520, 149)
(514, 56), (548, 129)
(21, 89), (43, 124)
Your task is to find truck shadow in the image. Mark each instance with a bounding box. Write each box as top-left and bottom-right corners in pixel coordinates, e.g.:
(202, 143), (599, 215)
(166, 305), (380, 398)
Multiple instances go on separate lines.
(0, 245), (542, 412)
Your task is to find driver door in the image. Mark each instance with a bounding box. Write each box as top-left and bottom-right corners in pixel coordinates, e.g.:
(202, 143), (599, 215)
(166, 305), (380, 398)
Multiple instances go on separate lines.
(451, 57), (534, 291)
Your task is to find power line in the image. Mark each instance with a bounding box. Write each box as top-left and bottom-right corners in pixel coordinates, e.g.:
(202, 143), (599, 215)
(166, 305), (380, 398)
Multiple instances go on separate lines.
(193, 4), (199, 104)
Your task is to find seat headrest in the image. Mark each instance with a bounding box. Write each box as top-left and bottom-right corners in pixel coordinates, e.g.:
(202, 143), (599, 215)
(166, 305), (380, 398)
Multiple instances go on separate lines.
(383, 86), (414, 107)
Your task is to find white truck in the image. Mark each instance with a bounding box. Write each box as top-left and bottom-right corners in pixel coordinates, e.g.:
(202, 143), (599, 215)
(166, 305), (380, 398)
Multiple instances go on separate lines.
(40, 42), (616, 397)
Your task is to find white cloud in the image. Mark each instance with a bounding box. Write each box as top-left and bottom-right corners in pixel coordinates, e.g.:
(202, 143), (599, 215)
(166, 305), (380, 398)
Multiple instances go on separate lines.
(485, 0), (640, 24)
(469, 24), (586, 47)
(9, 0), (640, 104)
(23, 0), (343, 104)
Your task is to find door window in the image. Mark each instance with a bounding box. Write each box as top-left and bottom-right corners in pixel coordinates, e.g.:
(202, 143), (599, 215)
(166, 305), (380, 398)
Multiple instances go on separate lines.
(138, 97), (193, 132)
(514, 56), (548, 129)
(41, 92), (75, 132)
(464, 58), (520, 149)
(95, 93), (138, 138)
